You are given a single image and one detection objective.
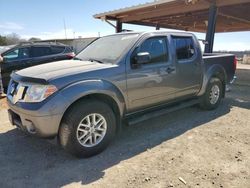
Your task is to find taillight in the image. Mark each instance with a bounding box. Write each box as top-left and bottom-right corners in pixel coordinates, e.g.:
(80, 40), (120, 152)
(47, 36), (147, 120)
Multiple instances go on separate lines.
(233, 57), (237, 71)
(66, 52), (75, 59)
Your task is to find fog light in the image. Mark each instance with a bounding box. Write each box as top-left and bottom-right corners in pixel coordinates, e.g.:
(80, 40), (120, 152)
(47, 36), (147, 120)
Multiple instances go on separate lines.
(25, 120), (36, 134)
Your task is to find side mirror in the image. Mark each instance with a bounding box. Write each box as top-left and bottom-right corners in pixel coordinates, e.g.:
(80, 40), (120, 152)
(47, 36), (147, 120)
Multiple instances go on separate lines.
(135, 52), (151, 64)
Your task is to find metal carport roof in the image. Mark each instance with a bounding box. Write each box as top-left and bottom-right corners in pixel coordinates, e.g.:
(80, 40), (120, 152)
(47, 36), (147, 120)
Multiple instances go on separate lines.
(94, 0), (250, 52)
(94, 0), (250, 33)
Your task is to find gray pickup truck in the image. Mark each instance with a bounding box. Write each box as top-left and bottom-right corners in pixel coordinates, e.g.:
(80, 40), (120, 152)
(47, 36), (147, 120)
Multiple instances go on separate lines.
(7, 31), (237, 157)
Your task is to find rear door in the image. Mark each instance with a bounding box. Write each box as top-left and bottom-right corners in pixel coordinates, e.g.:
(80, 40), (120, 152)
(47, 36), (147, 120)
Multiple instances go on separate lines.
(1, 47), (31, 88)
(126, 35), (178, 112)
(50, 45), (67, 61)
(30, 46), (54, 66)
(171, 36), (202, 98)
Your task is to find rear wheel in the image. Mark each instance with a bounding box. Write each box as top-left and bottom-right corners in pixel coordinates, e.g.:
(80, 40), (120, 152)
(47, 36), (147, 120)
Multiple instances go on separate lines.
(58, 100), (116, 158)
(199, 77), (223, 110)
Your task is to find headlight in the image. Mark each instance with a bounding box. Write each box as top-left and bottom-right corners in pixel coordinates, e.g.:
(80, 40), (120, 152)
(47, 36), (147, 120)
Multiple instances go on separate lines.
(24, 84), (58, 103)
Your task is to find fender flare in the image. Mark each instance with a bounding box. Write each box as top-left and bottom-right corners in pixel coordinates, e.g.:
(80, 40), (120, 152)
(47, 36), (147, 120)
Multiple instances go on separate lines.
(198, 64), (227, 97)
(59, 79), (126, 117)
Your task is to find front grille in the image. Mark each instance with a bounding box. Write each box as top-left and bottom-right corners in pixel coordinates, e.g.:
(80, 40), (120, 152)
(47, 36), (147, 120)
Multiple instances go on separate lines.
(8, 80), (28, 104)
(9, 80), (18, 96)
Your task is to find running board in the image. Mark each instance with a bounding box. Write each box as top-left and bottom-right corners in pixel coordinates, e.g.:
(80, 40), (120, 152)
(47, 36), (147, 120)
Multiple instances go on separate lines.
(127, 99), (199, 125)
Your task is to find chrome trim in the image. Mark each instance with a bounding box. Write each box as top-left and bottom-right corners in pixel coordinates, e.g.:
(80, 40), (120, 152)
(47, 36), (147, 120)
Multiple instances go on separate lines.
(7, 81), (27, 104)
(209, 85), (220, 105)
(76, 113), (107, 148)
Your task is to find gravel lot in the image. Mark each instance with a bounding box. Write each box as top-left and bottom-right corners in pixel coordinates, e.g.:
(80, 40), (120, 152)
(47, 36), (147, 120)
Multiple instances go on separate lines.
(0, 65), (249, 188)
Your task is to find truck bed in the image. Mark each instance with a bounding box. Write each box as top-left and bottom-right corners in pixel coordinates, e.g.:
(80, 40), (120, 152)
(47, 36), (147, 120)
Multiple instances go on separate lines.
(203, 53), (236, 84)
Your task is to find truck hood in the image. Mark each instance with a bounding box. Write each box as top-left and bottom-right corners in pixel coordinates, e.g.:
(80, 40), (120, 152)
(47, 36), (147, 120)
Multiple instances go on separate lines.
(16, 60), (114, 81)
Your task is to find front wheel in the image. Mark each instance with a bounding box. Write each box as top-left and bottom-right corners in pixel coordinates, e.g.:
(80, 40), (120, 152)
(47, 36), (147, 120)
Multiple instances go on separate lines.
(58, 100), (116, 158)
(199, 78), (223, 110)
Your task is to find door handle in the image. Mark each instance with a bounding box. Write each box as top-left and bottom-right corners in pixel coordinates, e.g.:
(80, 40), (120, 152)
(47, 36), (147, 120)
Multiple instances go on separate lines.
(166, 67), (175, 74)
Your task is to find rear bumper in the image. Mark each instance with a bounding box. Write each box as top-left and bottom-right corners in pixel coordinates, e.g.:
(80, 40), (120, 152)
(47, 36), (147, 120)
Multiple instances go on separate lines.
(226, 75), (237, 92)
(230, 75), (237, 84)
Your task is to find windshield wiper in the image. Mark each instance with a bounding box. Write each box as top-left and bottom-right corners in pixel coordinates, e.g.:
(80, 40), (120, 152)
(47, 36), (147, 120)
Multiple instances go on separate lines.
(88, 58), (104, 64)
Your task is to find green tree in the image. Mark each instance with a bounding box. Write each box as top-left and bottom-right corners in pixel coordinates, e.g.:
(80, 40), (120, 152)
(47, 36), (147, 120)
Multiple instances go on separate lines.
(0, 35), (7, 45)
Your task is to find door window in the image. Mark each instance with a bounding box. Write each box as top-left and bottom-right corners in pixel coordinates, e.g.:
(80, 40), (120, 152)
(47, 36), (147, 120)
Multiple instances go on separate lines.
(3, 48), (30, 62)
(137, 37), (168, 64)
(64, 46), (73, 53)
(32, 46), (51, 57)
(172, 37), (195, 60)
(51, 46), (65, 54)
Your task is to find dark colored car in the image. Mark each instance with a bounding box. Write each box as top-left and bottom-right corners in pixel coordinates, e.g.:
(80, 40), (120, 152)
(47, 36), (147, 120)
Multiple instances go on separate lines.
(7, 31), (237, 157)
(0, 42), (75, 93)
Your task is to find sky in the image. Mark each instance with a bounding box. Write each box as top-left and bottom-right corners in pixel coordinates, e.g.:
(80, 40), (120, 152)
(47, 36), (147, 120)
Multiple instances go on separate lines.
(0, 0), (250, 51)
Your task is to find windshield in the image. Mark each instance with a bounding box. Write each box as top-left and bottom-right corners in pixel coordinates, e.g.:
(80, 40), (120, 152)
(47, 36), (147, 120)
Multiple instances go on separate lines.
(0, 45), (14, 54)
(76, 34), (139, 64)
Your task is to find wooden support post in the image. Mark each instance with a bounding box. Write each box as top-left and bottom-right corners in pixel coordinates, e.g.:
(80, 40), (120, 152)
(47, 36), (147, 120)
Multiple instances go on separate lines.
(156, 24), (160, 30)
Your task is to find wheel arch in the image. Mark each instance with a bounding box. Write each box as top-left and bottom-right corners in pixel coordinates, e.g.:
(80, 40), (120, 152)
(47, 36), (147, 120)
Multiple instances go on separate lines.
(58, 79), (126, 134)
(198, 64), (227, 97)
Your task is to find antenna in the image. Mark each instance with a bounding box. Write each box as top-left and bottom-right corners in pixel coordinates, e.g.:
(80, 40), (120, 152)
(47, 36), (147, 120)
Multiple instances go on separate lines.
(63, 18), (67, 39)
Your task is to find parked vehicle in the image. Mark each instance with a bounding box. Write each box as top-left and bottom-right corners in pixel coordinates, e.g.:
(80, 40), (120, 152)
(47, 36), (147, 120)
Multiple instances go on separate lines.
(7, 31), (237, 157)
(0, 42), (75, 93)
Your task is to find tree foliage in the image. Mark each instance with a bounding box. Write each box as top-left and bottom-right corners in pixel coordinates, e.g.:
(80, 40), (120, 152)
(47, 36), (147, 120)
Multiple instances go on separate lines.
(0, 33), (27, 46)
(0, 33), (42, 46)
(28, 37), (41, 42)
(0, 35), (7, 45)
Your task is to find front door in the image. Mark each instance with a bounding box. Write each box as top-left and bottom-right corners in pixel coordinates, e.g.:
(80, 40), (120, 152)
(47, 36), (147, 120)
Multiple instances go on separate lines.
(126, 36), (178, 112)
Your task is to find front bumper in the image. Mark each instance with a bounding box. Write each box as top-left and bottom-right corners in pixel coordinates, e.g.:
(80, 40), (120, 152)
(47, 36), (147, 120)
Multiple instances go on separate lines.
(8, 108), (61, 138)
(7, 92), (69, 138)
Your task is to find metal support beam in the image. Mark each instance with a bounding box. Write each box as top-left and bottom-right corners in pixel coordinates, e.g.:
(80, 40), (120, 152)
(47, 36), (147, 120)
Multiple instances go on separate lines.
(116, 20), (123, 33)
(156, 24), (160, 30)
(105, 20), (116, 29)
(205, 4), (218, 53)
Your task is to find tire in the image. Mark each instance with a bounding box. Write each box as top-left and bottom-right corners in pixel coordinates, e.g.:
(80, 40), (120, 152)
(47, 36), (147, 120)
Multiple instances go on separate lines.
(199, 77), (223, 110)
(58, 99), (116, 158)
